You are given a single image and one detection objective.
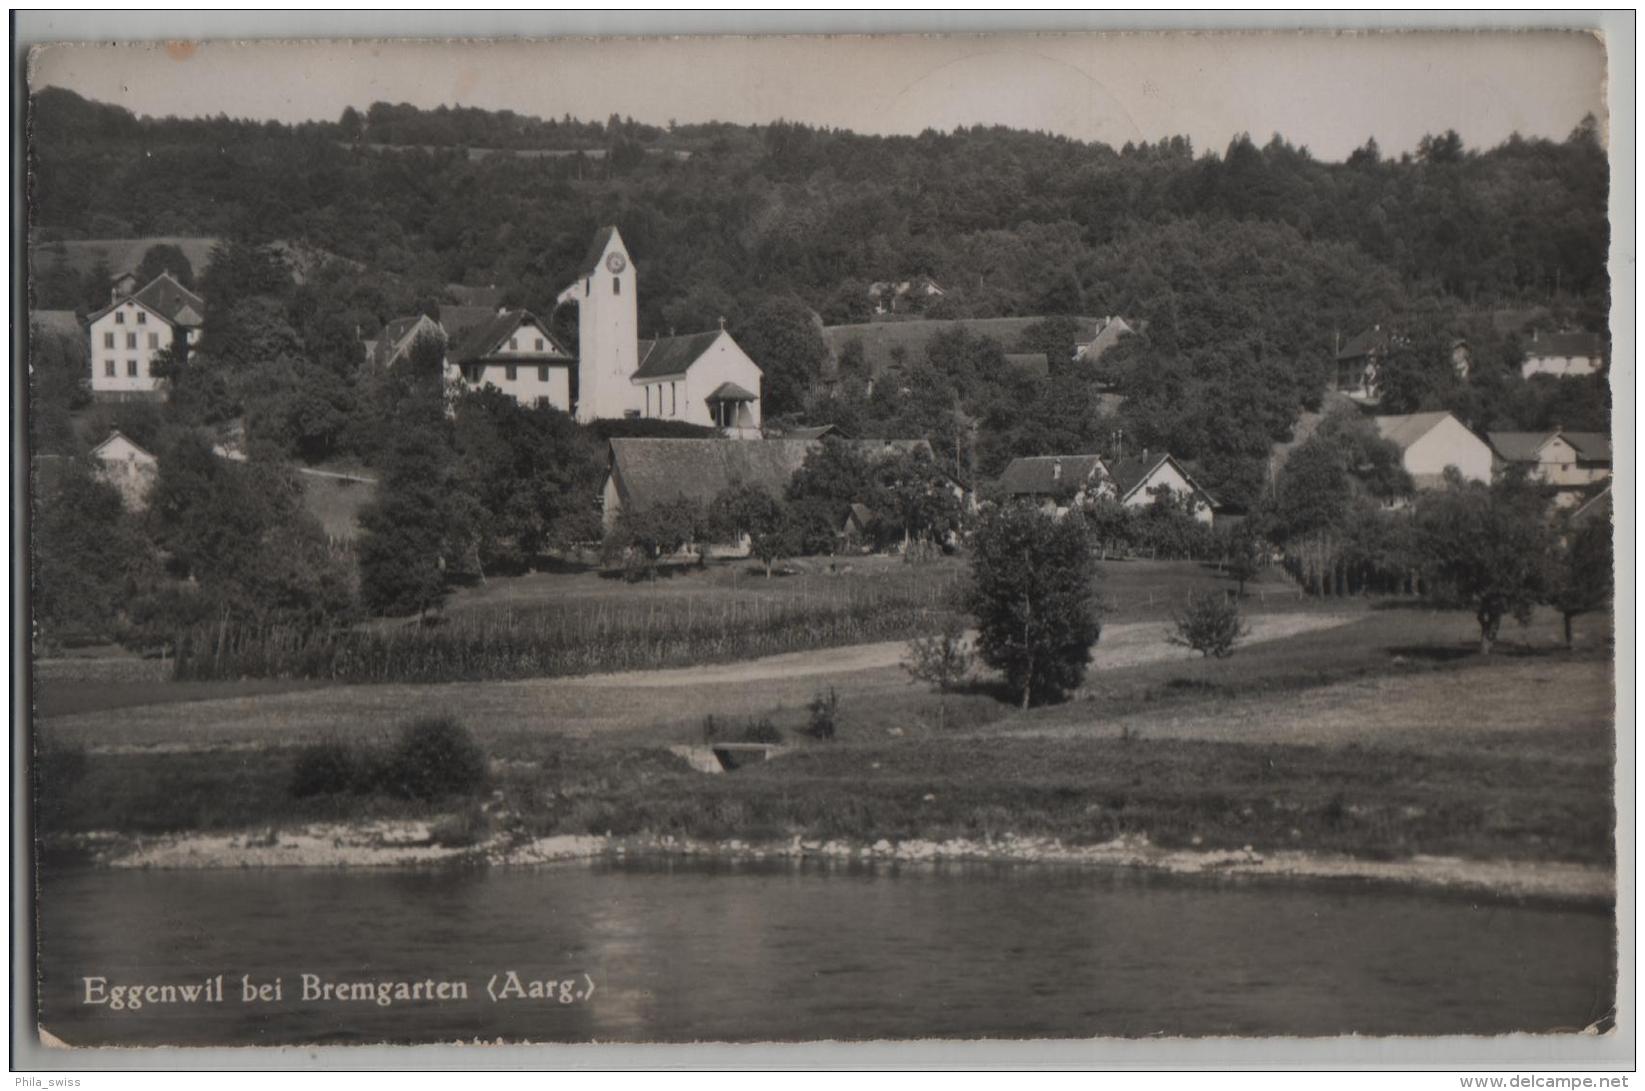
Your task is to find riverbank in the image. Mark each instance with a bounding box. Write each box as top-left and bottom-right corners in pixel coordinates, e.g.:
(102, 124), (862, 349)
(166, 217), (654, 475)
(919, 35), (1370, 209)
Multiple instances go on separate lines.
(47, 821), (1615, 907)
(34, 606), (1615, 903)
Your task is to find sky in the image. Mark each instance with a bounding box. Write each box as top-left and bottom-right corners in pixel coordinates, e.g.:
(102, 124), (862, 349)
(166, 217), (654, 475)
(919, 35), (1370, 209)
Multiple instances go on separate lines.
(28, 30), (1608, 161)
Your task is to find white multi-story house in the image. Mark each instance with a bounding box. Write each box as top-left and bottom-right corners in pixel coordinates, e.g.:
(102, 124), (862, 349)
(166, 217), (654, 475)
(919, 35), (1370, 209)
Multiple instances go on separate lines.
(444, 309), (577, 410)
(85, 272), (205, 400)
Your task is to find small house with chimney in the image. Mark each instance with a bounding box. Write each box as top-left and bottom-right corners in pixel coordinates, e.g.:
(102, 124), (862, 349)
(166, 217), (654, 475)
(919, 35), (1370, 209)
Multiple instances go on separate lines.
(996, 455), (1110, 517)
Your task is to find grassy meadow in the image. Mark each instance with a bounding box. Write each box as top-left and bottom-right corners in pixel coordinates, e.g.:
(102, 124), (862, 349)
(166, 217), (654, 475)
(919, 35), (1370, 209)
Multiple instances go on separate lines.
(32, 556), (1616, 871)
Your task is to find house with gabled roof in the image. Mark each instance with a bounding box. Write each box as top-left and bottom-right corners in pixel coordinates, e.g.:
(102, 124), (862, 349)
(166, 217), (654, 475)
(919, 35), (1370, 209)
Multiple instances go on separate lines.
(1373, 411), (1493, 491)
(1074, 316), (1137, 364)
(1521, 330), (1607, 378)
(85, 272), (205, 400)
(366, 313), (444, 370)
(445, 309), (576, 410)
(997, 455), (1110, 516)
(90, 430), (158, 511)
(1104, 452), (1219, 524)
(1488, 429), (1612, 508)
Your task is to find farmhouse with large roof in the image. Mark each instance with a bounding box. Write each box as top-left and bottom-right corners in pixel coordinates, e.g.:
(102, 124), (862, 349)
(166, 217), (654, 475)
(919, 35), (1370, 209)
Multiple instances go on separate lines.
(85, 271), (205, 400)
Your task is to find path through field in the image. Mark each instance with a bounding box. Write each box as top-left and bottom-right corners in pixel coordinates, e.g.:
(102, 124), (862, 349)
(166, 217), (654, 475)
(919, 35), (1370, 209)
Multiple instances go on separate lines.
(40, 612), (1361, 750)
(564, 612), (1358, 688)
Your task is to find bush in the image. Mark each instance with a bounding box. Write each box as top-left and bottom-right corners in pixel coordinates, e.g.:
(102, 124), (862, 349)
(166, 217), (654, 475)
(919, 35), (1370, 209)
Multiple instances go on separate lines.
(384, 717), (488, 801)
(903, 616), (973, 694)
(289, 738), (365, 797)
(805, 687), (840, 739)
(1170, 591), (1249, 658)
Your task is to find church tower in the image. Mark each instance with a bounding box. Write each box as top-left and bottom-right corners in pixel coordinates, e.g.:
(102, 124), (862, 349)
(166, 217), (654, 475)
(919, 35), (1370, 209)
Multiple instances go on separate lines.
(560, 226), (639, 422)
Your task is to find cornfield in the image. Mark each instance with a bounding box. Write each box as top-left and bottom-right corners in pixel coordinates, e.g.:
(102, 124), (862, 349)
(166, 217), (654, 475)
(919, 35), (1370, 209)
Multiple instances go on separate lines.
(172, 574), (964, 684)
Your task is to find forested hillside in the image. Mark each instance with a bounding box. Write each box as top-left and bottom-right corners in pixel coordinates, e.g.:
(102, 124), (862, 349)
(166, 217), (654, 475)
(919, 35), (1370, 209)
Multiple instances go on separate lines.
(28, 88), (1612, 506)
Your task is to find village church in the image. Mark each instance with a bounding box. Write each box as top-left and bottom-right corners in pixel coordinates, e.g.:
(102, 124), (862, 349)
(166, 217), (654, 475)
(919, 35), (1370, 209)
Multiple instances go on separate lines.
(558, 227), (763, 436)
(367, 226), (764, 436)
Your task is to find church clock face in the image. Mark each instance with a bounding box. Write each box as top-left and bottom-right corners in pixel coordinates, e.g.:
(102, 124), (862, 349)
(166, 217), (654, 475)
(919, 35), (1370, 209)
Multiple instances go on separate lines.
(605, 253), (627, 274)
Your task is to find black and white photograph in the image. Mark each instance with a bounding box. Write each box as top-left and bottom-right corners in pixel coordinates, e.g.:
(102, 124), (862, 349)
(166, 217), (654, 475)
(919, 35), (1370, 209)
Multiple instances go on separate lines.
(16, 17), (1630, 1064)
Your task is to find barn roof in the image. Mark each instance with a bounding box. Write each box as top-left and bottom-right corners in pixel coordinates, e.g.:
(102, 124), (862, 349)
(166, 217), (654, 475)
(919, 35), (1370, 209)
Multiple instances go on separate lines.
(1487, 431), (1558, 463)
(1336, 325), (1398, 361)
(608, 437), (933, 512)
(438, 305), (498, 341)
(632, 330), (727, 380)
(608, 438), (820, 511)
(1526, 330), (1606, 359)
(1563, 432), (1612, 462)
(820, 316), (1107, 380)
(996, 454), (1106, 496)
(1373, 411), (1460, 451)
(449, 309), (570, 365)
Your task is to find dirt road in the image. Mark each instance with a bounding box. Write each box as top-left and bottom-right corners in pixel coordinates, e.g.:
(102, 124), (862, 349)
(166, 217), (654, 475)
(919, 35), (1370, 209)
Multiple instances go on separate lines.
(564, 612), (1358, 688)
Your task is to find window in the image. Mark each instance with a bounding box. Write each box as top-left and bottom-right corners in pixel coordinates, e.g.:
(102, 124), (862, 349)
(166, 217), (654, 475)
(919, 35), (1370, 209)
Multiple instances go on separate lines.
(126, 333), (137, 349)
(535, 337), (544, 351)
(509, 338), (517, 351)
(137, 312), (147, 325)
(104, 332), (115, 349)
(115, 311), (125, 324)
(670, 382), (677, 416)
(104, 361), (115, 377)
(126, 360), (138, 377)
(613, 277), (621, 295)
(537, 365), (548, 382)
(644, 386), (651, 416)
(505, 365), (517, 381)
(147, 333), (159, 349)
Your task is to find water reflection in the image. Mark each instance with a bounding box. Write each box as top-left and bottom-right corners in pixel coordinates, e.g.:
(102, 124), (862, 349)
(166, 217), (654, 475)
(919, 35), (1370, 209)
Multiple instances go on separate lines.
(36, 859), (1614, 1046)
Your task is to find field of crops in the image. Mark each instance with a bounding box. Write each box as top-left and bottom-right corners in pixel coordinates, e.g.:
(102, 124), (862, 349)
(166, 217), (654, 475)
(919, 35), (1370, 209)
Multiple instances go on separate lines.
(173, 559), (966, 684)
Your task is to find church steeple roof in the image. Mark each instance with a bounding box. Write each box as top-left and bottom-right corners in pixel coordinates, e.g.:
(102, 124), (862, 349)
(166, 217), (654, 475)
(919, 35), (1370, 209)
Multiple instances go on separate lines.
(575, 225), (623, 276)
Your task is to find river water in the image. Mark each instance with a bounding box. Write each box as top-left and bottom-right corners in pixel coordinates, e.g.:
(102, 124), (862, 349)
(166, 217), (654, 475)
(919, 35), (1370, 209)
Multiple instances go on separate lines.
(36, 860), (1614, 1046)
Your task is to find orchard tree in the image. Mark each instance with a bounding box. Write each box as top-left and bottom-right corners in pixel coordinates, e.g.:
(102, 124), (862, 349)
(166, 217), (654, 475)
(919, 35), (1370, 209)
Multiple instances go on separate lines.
(1415, 472), (1556, 654)
(32, 459), (152, 646)
(602, 498), (706, 582)
(967, 505), (1102, 709)
(708, 481), (791, 577)
(1548, 515), (1614, 649)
